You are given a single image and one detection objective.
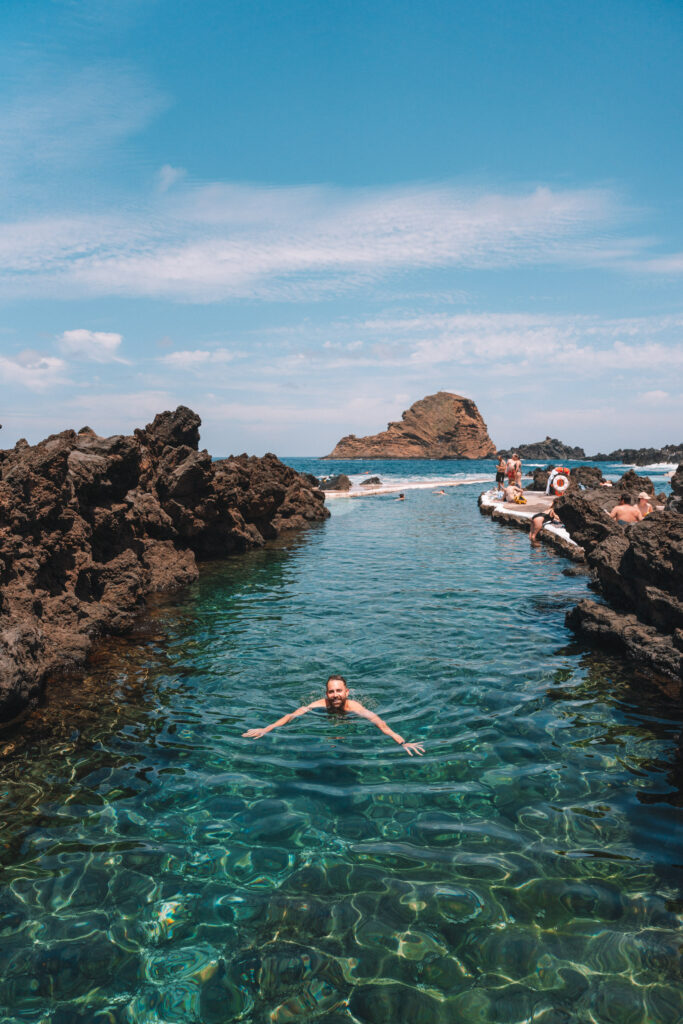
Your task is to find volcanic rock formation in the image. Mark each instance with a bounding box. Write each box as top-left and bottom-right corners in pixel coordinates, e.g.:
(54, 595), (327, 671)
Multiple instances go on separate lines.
(591, 444), (683, 465)
(0, 407), (329, 721)
(498, 437), (586, 460)
(555, 469), (683, 681)
(324, 392), (496, 460)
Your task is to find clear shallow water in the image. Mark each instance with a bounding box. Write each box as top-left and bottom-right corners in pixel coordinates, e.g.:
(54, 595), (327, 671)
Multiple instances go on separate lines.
(0, 464), (681, 1024)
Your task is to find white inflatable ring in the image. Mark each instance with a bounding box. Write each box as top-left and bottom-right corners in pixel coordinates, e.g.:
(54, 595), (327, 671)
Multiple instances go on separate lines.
(553, 473), (570, 494)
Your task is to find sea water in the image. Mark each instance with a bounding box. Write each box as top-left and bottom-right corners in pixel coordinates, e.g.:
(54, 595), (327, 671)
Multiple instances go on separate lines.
(0, 461), (681, 1024)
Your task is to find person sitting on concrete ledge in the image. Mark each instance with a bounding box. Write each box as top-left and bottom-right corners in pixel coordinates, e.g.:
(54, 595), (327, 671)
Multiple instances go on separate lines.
(609, 494), (643, 524)
(503, 484), (525, 503)
(529, 502), (561, 542)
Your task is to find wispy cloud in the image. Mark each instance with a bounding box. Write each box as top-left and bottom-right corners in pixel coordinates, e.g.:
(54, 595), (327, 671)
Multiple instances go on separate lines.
(0, 183), (638, 302)
(0, 64), (166, 182)
(0, 351), (68, 391)
(157, 165), (187, 193)
(159, 347), (243, 370)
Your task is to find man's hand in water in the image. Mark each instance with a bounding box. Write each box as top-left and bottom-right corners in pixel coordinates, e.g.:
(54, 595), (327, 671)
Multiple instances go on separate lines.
(242, 727), (268, 739)
(402, 742), (425, 756)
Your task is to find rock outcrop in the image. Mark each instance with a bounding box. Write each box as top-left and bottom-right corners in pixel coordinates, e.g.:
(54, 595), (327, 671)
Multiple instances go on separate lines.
(324, 393), (496, 460)
(555, 470), (683, 681)
(0, 407), (329, 721)
(498, 437), (586, 460)
(591, 444), (683, 465)
(319, 475), (352, 491)
(531, 465), (606, 493)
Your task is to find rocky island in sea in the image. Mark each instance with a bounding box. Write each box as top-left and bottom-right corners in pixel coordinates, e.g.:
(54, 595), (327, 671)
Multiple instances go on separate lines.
(498, 435), (683, 465)
(324, 391), (496, 459)
(0, 406), (329, 721)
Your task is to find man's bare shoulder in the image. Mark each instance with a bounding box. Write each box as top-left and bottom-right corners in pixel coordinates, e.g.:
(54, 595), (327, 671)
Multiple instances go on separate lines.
(346, 698), (371, 714)
(308, 698), (327, 709)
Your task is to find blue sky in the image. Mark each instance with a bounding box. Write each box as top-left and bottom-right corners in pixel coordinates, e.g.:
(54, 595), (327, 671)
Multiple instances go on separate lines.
(2, 0), (682, 455)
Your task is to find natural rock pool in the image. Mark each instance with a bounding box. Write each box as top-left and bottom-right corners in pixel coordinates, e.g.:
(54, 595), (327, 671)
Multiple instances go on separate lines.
(1, 465), (681, 1023)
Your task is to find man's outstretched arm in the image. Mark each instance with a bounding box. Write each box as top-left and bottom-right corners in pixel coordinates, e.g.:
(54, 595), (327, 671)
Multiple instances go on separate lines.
(242, 699), (325, 739)
(347, 700), (425, 756)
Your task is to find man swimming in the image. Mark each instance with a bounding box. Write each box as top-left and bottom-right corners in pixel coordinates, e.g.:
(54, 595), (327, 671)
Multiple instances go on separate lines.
(242, 674), (425, 756)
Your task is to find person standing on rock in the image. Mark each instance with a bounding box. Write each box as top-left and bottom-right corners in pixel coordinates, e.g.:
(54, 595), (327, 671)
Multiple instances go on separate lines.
(242, 675), (425, 756)
(514, 453), (523, 488)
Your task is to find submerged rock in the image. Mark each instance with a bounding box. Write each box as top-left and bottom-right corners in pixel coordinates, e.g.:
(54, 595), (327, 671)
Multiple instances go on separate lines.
(0, 407), (329, 721)
(324, 392), (496, 460)
(360, 476), (381, 486)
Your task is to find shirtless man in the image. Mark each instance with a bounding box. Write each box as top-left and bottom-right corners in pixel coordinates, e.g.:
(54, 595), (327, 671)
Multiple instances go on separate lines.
(504, 483), (524, 503)
(513, 453), (523, 488)
(242, 675), (425, 756)
(495, 456), (507, 489)
(609, 494), (643, 524)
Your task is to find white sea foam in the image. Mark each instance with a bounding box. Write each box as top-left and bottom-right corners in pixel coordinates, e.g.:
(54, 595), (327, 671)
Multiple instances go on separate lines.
(325, 474), (492, 498)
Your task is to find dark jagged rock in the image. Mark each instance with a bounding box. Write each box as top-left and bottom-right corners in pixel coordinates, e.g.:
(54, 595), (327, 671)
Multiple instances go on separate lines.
(555, 485), (683, 681)
(667, 464), (683, 514)
(498, 437), (586, 460)
(591, 444), (683, 465)
(324, 392), (496, 460)
(531, 465), (605, 493)
(0, 407), (329, 721)
(319, 474), (352, 491)
(614, 468), (654, 496)
(360, 477), (381, 486)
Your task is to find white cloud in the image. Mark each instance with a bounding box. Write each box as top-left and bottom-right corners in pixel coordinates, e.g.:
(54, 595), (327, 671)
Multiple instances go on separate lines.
(0, 183), (635, 302)
(0, 351), (67, 391)
(0, 65), (166, 181)
(159, 348), (242, 370)
(58, 328), (127, 362)
(157, 165), (186, 193)
(637, 389), (673, 404)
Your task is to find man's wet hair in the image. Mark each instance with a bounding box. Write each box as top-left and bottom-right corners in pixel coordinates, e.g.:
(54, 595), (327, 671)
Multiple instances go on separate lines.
(620, 493), (632, 504)
(326, 674), (347, 688)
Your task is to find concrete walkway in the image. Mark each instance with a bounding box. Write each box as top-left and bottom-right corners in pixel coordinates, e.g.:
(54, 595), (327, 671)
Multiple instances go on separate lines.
(478, 489), (585, 561)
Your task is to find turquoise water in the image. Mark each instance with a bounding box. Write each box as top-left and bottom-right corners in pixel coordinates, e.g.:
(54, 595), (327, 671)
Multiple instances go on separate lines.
(0, 461), (681, 1023)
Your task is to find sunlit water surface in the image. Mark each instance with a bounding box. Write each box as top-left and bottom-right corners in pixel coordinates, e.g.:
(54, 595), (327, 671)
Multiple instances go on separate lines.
(1, 461), (681, 1024)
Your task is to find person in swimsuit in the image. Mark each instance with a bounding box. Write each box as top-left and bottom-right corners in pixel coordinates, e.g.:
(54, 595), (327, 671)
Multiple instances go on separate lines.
(242, 675), (425, 755)
(495, 456), (506, 488)
(637, 492), (653, 517)
(529, 503), (561, 541)
(609, 494), (643, 524)
(513, 454), (523, 488)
